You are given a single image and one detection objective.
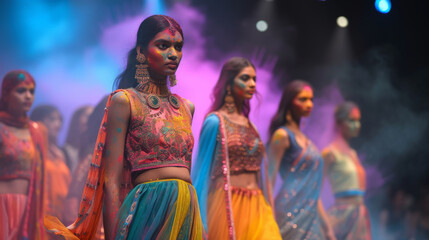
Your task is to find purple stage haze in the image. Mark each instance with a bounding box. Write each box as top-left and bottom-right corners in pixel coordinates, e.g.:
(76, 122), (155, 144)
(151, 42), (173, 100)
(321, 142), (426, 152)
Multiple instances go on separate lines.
(3, 2), (382, 209)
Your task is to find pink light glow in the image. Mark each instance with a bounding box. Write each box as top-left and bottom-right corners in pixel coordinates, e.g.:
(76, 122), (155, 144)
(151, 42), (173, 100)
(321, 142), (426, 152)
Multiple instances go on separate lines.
(24, 2), (381, 208)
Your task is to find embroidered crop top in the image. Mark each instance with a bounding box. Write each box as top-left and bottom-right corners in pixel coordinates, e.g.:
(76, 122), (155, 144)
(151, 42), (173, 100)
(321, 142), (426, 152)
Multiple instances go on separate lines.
(322, 146), (366, 198)
(124, 88), (194, 172)
(212, 114), (264, 178)
(0, 122), (36, 181)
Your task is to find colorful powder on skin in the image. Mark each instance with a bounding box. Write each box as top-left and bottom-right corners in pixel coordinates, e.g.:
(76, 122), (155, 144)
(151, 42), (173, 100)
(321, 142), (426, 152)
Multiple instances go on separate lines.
(17, 73), (26, 81)
(302, 85), (312, 92)
(236, 80), (246, 89)
(116, 117), (127, 123)
(345, 120), (361, 137)
(233, 79), (247, 97)
(1, 3), (394, 228)
(116, 128), (122, 133)
(272, 130), (285, 145)
(345, 108), (361, 136)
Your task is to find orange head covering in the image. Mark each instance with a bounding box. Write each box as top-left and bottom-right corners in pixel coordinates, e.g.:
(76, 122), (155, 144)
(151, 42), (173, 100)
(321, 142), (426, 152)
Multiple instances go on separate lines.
(0, 70), (36, 128)
(0, 70), (35, 111)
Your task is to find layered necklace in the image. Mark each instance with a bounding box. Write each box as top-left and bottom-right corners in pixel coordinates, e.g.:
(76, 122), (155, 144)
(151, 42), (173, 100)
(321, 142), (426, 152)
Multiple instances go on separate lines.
(135, 79), (180, 109)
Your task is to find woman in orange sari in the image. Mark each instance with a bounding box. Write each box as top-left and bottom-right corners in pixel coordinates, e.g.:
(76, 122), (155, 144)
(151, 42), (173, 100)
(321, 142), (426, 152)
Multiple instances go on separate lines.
(0, 70), (47, 240)
(192, 57), (281, 239)
(30, 105), (71, 225)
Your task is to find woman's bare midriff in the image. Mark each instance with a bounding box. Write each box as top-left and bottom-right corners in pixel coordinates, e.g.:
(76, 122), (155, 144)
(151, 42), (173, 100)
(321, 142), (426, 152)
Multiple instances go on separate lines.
(336, 195), (364, 205)
(229, 172), (259, 189)
(133, 166), (192, 186)
(0, 179), (29, 195)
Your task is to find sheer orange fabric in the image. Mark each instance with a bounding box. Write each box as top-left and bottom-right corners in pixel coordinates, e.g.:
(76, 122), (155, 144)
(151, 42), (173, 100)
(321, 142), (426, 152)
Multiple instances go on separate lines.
(44, 90), (132, 240)
(44, 156), (71, 221)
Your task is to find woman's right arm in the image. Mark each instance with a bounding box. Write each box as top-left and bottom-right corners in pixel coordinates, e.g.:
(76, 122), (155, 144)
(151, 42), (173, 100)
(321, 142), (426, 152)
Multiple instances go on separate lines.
(267, 128), (290, 189)
(103, 92), (130, 240)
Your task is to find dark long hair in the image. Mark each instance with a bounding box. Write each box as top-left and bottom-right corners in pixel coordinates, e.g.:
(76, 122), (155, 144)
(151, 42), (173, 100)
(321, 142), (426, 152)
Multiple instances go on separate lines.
(79, 95), (109, 159)
(113, 15), (184, 90)
(30, 104), (62, 144)
(30, 105), (61, 122)
(268, 80), (312, 136)
(209, 57), (255, 117)
(64, 105), (93, 147)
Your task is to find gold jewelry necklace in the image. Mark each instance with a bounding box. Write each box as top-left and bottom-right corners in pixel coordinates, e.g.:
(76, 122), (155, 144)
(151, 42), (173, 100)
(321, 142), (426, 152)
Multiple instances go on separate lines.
(135, 80), (180, 110)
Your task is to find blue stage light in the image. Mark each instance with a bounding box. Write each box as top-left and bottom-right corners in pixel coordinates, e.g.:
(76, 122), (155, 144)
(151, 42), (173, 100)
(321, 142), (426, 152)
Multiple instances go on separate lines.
(375, 0), (391, 14)
(143, 0), (165, 14)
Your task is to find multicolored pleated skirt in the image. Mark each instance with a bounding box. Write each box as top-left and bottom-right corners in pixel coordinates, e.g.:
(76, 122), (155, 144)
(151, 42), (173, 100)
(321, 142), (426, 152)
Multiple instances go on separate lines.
(115, 179), (204, 240)
(207, 185), (281, 240)
(328, 201), (372, 240)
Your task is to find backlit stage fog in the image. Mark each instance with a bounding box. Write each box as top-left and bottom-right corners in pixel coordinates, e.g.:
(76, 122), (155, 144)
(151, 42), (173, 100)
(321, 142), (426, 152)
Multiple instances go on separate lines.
(1, 1), (428, 239)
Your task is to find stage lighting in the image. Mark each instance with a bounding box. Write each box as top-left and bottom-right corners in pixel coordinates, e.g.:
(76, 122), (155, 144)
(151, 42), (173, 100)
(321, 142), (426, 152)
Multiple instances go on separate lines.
(375, 0), (391, 14)
(256, 20), (268, 32)
(144, 0), (165, 14)
(336, 16), (348, 28)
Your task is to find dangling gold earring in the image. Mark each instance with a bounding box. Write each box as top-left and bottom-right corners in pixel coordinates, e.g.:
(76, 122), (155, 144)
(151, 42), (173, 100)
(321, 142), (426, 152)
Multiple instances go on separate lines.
(169, 74), (177, 87)
(224, 89), (236, 113)
(135, 46), (150, 89)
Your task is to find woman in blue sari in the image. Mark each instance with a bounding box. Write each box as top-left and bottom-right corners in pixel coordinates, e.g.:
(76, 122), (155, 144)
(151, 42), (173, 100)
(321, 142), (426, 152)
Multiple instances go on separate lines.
(268, 80), (335, 240)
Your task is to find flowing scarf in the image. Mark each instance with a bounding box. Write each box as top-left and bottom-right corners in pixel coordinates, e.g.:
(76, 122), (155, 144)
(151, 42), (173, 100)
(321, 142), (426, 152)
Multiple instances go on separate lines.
(44, 89), (132, 240)
(192, 112), (273, 240)
(0, 111), (30, 128)
(0, 112), (47, 240)
(25, 121), (48, 240)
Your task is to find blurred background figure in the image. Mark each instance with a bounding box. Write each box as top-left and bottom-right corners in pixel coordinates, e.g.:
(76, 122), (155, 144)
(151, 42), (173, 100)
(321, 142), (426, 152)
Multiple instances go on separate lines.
(62, 105), (93, 174)
(268, 80), (336, 240)
(0, 70), (47, 239)
(408, 184), (429, 240)
(65, 95), (108, 239)
(379, 185), (412, 240)
(30, 105), (71, 225)
(322, 102), (371, 240)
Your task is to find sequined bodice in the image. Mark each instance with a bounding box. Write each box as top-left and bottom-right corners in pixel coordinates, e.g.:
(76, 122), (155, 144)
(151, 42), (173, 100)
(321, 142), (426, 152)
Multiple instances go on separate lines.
(124, 88), (194, 172)
(212, 115), (264, 178)
(0, 122), (36, 181)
